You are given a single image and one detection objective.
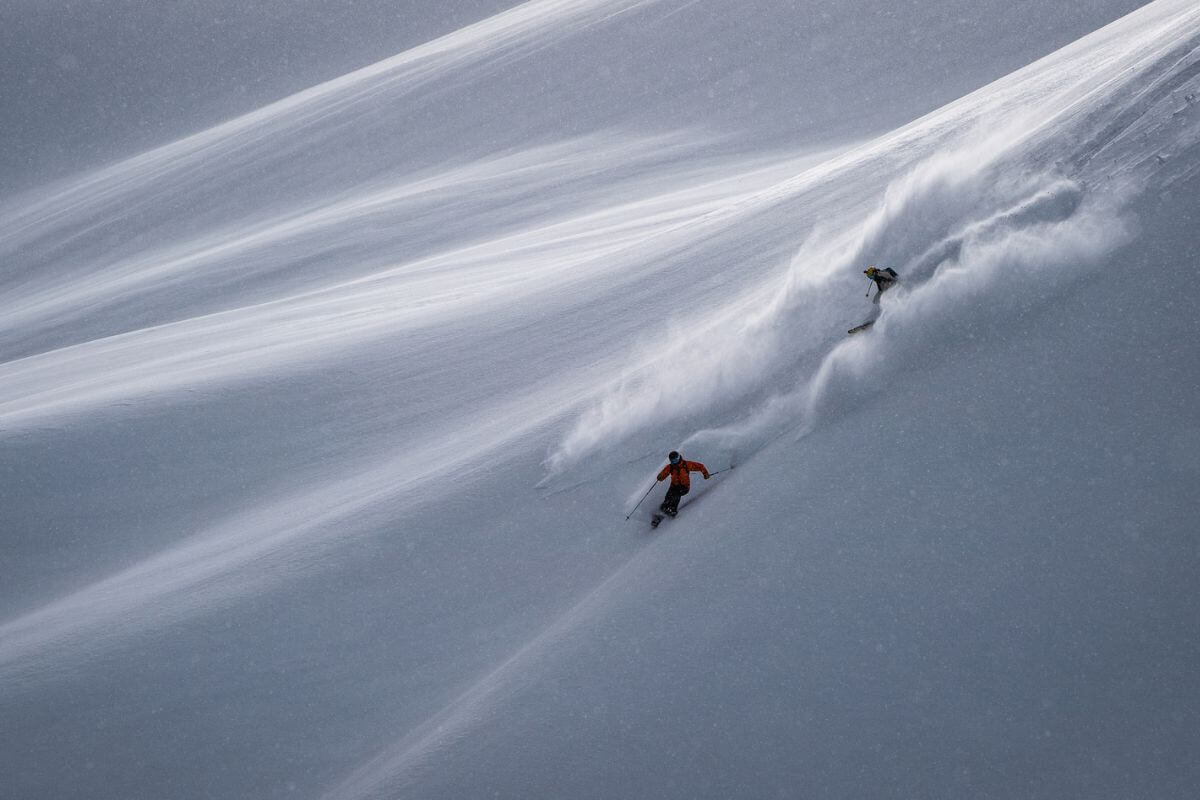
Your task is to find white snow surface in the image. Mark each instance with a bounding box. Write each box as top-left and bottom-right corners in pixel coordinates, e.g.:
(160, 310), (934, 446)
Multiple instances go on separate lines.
(2, 1), (1200, 798)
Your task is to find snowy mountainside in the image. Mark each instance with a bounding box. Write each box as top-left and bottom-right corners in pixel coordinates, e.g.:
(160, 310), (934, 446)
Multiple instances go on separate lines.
(2, 0), (1199, 798)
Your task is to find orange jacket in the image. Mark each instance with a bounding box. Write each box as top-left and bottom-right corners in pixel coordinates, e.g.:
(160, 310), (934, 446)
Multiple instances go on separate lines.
(657, 459), (709, 489)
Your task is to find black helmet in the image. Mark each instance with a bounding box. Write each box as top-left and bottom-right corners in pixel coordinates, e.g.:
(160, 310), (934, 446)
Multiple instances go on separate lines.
(668, 451), (681, 464)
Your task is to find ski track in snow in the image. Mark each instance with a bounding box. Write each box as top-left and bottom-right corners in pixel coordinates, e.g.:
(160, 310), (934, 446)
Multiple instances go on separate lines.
(319, 538), (670, 800)
(1, 0), (1199, 795)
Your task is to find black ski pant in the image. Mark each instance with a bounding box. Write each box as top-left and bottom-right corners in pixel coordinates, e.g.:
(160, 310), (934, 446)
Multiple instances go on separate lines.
(660, 483), (689, 514)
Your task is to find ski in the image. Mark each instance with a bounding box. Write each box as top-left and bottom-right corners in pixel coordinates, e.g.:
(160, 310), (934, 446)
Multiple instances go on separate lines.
(650, 508), (679, 528)
(847, 320), (875, 335)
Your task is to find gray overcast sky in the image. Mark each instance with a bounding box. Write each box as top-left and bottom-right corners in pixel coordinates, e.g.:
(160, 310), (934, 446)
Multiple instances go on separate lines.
(1, 0), (1151, 195)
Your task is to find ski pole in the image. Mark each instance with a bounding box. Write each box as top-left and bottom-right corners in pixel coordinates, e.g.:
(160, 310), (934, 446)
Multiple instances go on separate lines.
(708, 465), (736, 477)
(625, 482), (657, 521)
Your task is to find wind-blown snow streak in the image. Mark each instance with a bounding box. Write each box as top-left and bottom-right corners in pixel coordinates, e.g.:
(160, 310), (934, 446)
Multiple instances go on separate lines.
(0, 0), (669, 248)
(0, 0), (694, 362)
(0, 135), (683, 340)
(0, 141), (827, 429)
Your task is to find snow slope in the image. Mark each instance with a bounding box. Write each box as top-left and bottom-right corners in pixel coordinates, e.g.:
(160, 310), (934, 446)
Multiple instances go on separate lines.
(2, 0), (1199, 798)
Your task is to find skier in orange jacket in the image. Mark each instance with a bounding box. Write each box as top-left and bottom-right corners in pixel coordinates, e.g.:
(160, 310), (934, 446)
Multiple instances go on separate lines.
(656, 450), (710, 516)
